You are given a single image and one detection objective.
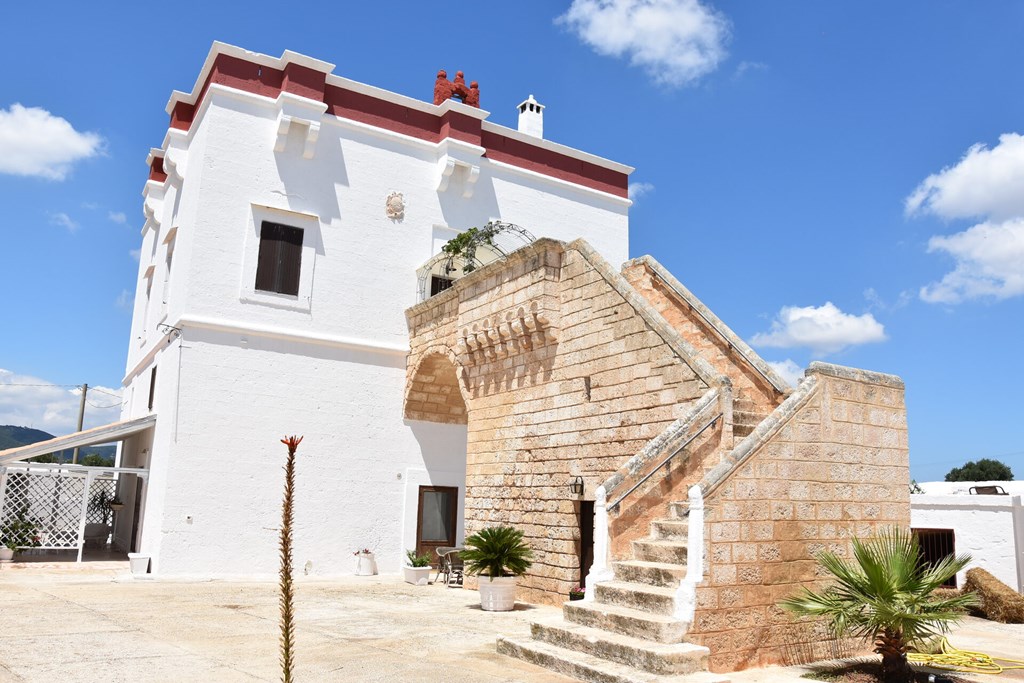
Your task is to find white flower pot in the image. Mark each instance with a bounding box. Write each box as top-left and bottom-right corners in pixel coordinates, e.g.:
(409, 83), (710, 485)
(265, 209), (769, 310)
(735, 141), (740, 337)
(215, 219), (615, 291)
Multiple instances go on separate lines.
(478, 575), (518, 611)
(355, 553), (377, 576)
(0, 547), (14, 562)
(403, 565), (432, 585)
(127, 553), (150, 575)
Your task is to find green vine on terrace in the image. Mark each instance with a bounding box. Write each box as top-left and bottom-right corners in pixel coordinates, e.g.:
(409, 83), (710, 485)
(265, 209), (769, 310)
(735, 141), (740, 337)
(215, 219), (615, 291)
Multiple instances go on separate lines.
(441, 223), (501, 273)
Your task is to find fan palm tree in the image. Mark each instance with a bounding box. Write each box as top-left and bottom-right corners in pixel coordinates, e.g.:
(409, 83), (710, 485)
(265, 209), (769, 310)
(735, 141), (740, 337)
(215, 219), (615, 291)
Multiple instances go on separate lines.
(780, 527), (976, 683)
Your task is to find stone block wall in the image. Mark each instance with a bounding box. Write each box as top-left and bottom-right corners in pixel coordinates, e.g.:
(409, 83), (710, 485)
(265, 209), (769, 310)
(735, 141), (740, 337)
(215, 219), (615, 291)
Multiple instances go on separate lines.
(622, 257), (786, 419)
(405, 239), (718, 603)
(687, 362), (910, 671)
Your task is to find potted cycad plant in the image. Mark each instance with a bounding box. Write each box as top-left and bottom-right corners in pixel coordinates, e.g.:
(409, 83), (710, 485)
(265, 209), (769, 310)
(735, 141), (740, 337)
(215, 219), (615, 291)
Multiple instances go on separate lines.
(403, 549), (433, 585)
(461, 526), (533, 611)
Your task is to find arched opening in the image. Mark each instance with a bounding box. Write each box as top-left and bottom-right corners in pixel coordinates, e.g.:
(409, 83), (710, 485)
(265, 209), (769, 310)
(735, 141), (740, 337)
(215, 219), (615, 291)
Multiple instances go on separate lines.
(404, 353), (468, 424)
(403, 351), (469, 567)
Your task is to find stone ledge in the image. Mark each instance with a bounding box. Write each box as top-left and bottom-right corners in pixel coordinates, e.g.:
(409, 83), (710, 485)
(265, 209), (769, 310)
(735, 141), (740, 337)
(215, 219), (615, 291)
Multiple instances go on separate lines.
(806, 361), (904, 389)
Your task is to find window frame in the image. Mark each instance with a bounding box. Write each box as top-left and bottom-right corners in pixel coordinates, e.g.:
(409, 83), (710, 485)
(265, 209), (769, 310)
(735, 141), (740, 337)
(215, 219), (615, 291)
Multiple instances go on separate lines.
(240, 204), (320, 312)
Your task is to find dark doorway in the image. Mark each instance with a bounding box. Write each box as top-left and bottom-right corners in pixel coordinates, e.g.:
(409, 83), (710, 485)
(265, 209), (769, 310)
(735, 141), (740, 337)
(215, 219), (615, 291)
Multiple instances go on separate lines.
(578, 500), (595, 587)
(416, 486), (458, 561)
(130, 477), (144, 553)
(914, 528), (957, 588)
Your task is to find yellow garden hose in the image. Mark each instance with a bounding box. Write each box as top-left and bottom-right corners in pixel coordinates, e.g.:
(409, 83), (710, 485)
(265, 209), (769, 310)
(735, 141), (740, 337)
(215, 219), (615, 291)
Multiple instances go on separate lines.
(908, 638), (1024, 675)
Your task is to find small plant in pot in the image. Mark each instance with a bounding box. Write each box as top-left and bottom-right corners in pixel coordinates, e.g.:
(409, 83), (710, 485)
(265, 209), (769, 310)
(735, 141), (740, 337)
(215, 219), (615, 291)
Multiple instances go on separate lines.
(0, 505), (42, 561)
(403, 549), (433, 585)
(460, 526), (533, 611)
(353, 548), (377, 576)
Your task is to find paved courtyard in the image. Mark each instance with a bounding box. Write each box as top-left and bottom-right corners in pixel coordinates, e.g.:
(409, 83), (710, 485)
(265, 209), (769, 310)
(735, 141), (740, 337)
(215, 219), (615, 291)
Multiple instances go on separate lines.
(0, 564), (572, 683)
(3, 563), (1022, 683)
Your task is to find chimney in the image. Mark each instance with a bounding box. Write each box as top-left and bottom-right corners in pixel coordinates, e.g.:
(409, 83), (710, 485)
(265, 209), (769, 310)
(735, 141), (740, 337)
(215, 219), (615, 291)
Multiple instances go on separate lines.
(517, 94), (544, 139)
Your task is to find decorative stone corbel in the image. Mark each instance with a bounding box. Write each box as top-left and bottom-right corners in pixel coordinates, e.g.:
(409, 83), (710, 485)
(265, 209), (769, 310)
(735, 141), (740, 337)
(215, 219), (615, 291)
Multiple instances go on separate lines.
(437, 158), (457, 192)
(461, 164), (480, 198)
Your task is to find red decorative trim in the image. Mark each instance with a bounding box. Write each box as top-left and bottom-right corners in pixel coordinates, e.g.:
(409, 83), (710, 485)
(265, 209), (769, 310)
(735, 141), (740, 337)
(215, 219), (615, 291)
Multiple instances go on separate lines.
(439, 111), (482, 146)
(283, 63), (326, 101)
(483, 131), (628, 198)
(324, 86), (441, 142)
(164, 51), (628, 196)
(149, 157), (167, 182)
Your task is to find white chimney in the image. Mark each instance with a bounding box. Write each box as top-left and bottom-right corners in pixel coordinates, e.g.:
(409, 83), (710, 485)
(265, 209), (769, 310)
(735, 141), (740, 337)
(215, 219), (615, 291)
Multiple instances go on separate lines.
(517, 94), (544, 139)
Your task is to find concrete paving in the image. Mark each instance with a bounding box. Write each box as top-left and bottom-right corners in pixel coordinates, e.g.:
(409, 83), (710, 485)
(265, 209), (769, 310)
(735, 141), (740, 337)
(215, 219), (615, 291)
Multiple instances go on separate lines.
(0, 564), (573, 683)
(2, 562), (1021, 683)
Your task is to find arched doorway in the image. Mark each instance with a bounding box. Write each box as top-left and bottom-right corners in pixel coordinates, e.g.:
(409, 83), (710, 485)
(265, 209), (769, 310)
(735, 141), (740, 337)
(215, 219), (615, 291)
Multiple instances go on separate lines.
(403, 350), (469, 563)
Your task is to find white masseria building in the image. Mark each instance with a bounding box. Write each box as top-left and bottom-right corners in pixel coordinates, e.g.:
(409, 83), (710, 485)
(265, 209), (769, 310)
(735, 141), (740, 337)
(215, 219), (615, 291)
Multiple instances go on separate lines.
(111, 42), (632, 576)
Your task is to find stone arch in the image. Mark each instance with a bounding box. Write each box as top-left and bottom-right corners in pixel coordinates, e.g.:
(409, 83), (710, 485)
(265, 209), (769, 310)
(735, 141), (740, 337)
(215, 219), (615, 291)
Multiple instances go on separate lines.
(404, 346), (469, 424)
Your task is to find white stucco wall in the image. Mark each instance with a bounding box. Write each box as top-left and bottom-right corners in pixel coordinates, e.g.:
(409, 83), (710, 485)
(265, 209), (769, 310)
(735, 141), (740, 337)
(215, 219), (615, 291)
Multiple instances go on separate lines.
(911, 493), (1024, 592)
(144, 326), (467, 577)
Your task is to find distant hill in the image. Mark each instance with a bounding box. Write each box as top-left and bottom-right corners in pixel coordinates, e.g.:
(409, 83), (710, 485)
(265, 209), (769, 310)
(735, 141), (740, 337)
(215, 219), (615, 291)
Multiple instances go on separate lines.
(0, 425), (116, 464)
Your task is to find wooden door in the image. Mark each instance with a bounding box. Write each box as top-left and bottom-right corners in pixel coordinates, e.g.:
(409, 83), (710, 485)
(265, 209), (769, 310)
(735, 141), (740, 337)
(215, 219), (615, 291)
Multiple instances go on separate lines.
(416, 486), (458, 563)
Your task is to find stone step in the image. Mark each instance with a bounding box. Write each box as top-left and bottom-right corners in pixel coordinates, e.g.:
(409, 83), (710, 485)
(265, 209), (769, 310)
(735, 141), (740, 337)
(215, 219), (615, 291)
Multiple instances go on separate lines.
(613, 560), (687, 588)
(564, 599), (689, 643)
(596, 581), (677, 616)
(530, 617), (712, 676)
(733, 395), (756, 407)
(733, 424), (756, 438)
(652, 519), (688, 540)
(498, 636), (729, 683)
(668, 502), (689, 519)
(732, 410), (763, 426)
(633, 539), (688, 565)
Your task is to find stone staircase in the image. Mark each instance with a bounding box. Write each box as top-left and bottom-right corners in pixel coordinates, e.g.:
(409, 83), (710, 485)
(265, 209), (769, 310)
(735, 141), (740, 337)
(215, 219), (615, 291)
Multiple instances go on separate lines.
(731, 391), (767, 441)
(498, 503), (729, 683)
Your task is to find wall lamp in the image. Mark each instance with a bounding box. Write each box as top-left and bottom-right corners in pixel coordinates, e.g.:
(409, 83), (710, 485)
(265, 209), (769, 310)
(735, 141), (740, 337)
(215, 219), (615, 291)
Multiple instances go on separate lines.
(569, 476), (584, 497)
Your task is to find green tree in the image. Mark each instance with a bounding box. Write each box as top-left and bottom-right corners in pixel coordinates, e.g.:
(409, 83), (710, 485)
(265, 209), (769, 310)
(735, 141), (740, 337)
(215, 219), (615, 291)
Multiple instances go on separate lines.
(460, 526), (533, 579)
(81, 453), (114, 467)
(780, 527), (975, 683)
(944, 458), (1013, 482)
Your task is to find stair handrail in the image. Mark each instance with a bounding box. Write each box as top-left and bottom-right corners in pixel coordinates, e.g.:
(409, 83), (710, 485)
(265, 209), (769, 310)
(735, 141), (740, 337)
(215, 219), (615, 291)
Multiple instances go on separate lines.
(634, 257), (791, 396)
(585, 388), (725, 601)
(606, 398), (723, 512)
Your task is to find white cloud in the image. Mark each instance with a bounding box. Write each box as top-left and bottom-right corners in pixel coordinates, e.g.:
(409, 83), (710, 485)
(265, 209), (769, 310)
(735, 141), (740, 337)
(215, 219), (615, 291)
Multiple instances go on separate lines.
(115, 289), (132, 309)
(906, 133), (1024, 221)
(628, 181), (655, 200)
(750, 302), (887, 356)
(733, 60), (767, 79)
(0, 104), (103, 180)
(108, 211), (127, 224)
(0, 369), (123, 438)
(129, 249), (141, 262)
(766, 359), (803, 387)
(49, 212), (79, 232)
(920, 219), (1024, 303)
(907, 132), (1024, 303)
(557, 0), (730, 88)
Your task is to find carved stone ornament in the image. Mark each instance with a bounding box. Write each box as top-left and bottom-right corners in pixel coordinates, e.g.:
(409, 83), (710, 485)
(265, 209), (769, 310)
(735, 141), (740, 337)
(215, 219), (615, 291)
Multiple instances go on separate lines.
(385, 191), (405, 221)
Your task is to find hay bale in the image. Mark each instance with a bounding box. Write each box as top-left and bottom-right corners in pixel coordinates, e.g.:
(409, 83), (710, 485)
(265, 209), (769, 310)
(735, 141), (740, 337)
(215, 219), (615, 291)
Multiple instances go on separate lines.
(963, 567), (1024, 623)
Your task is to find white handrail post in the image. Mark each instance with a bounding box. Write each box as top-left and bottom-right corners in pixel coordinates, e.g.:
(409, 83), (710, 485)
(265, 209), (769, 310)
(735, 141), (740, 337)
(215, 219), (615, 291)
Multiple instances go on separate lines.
(76, 470), (95, 563)
(675, 484), (705, 623)
(584, 485), (614, 601)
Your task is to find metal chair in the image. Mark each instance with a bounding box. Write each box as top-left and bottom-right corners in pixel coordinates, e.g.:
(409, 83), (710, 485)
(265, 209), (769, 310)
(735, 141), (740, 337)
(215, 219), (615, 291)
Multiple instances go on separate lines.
(435, 546), (465, 587)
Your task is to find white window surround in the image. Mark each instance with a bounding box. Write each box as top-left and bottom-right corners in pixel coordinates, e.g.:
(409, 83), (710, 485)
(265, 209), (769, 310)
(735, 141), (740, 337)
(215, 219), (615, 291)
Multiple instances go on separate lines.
(240, 204), (320, 312)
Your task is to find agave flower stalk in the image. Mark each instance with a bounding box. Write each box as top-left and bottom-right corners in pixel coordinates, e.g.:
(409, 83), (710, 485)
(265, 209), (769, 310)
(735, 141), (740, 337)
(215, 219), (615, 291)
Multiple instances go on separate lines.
(278, 435), (302, 683)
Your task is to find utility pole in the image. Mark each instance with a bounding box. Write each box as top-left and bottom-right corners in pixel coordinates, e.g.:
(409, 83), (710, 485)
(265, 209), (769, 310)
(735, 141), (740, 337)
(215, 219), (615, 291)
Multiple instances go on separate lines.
(72, 383), (87, 464)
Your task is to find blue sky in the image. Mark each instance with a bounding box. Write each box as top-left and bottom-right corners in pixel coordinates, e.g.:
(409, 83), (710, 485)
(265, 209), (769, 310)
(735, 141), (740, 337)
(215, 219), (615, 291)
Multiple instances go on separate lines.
(1, 1), (1022, 482)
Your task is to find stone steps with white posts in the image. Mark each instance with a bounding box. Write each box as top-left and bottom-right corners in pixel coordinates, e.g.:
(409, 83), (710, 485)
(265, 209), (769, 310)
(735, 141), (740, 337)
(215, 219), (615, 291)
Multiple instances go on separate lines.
(497, 500), (727, 683)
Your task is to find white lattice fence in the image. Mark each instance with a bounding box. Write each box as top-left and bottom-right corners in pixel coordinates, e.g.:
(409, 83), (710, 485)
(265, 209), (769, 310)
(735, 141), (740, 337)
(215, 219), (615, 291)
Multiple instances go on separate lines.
(0, 467), (116, 550)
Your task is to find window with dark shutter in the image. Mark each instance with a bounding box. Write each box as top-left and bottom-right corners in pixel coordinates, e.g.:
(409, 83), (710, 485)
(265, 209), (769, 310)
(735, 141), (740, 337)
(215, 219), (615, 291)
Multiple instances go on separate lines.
(255, 222), (303, 295)
(430, 275), (455, 297)
(148, 366), (157, 411)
